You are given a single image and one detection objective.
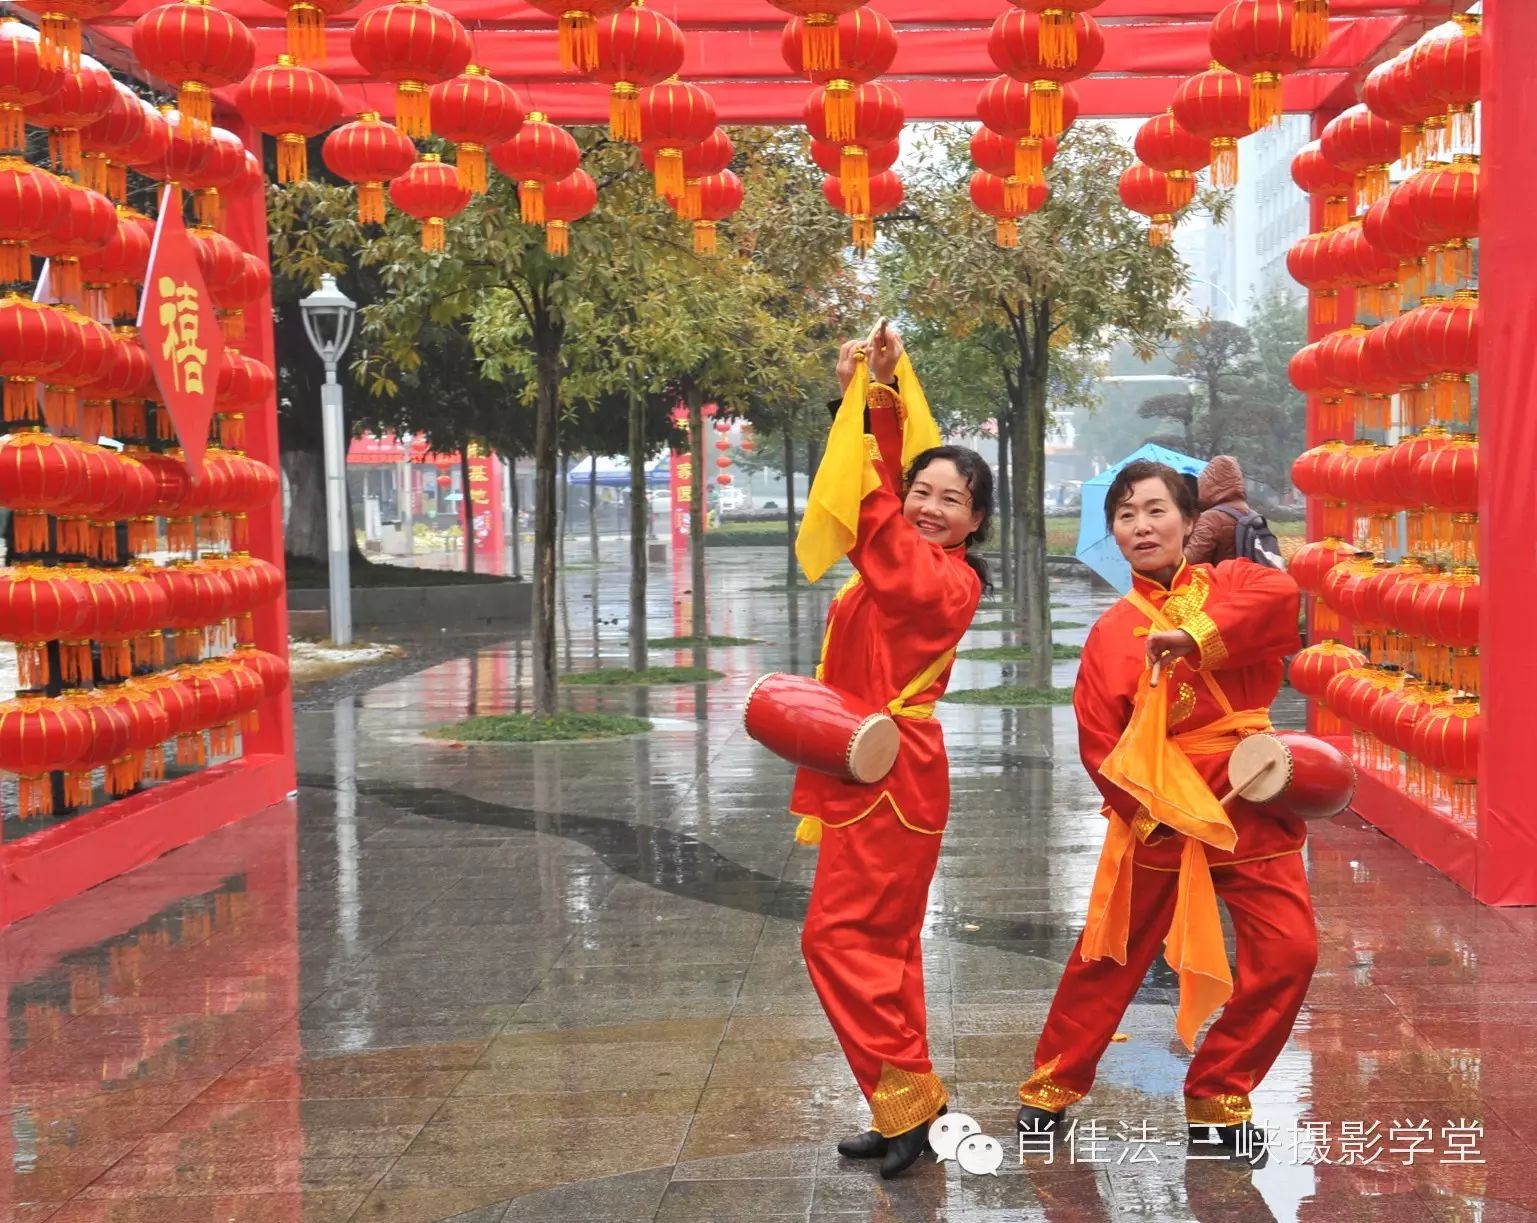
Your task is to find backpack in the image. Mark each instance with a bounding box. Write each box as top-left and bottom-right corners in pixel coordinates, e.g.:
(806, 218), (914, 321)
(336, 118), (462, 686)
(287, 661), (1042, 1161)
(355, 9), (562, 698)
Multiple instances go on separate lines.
(1214, 504), (1285, 569)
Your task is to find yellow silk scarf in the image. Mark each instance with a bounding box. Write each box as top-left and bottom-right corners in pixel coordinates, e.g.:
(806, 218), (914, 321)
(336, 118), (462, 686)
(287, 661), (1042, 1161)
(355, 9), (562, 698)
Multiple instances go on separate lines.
(795, 353), (942, 583)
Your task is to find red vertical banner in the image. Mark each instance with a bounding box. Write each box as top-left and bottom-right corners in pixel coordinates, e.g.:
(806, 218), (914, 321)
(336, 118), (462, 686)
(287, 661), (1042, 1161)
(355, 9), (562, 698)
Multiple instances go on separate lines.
(467, 447), (505, 573)
(669, 405), (691, 551)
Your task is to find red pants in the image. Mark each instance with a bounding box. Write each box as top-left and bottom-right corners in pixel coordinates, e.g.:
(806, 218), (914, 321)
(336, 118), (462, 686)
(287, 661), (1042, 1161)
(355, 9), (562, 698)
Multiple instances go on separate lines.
(802, 805), (947, 1136)
(1022, 851), (1318, 1124)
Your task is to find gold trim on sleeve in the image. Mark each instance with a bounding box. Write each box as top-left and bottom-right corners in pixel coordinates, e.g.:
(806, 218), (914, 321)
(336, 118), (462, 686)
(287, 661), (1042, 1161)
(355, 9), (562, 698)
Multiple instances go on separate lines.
(869, 1064), (948, 1137)
(866, 383), (902, 412)
(1132, 809), (1163, 844)
(1182, 610), (1230, 672)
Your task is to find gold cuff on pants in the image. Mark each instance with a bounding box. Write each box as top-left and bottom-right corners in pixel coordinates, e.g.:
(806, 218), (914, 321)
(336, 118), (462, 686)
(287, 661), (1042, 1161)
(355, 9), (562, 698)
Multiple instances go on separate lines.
(870, 1064), (947, 1137)
(1017, 1055), (1085, 1113)
(1186, 1092), (1253, 1126)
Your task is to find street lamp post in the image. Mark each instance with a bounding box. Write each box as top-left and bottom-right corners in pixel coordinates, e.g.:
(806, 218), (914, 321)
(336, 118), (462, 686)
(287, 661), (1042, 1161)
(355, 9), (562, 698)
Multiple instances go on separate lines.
(299, 274), (358, 646)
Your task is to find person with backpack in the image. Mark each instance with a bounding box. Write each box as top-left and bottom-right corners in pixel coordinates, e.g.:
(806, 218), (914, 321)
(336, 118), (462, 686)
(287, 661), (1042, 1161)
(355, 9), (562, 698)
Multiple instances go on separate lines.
(1184, 456), (1284, 569)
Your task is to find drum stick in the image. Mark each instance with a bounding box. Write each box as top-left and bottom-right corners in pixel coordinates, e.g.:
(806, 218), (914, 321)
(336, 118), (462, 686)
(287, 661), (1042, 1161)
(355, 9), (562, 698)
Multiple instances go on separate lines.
(1149, 657), (1165, 689)
(1220, 758), (1277, 808)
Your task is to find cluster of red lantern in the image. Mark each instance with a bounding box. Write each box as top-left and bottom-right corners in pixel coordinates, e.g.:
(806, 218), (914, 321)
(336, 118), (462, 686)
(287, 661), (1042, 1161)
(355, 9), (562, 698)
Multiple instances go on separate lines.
(969, 116), (1052, 248)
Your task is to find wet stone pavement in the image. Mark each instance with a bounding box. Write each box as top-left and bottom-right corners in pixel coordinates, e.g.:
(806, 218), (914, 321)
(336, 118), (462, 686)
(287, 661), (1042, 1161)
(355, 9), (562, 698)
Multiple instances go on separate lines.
(0, 544), (1533, 1222)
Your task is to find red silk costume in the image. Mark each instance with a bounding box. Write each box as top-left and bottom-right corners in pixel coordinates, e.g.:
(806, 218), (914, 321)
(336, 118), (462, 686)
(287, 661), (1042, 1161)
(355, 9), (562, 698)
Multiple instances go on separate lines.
(796, 384), (981, 1137)
(1020, 559), (1319, 1127)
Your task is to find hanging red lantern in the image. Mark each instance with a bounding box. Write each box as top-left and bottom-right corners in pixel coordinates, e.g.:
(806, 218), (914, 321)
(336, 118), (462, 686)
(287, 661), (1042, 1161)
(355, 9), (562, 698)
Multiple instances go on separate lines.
(63, 689), (140, 803)
(0, 566), (90, 689)
(1287, 536), (1358, 597)
(1361, 193), (1427, 310)
(1290, 139), (1354, 231)
(490, 113), (581, 226)
(1384, 428), (1450, 552)
(1409, 15), (1481, 150)
(1414, 433), (1478, 562)
(189, 225), (247, 311)
(988, 9), (1103, 138)
(53, 441), (126, 557)
(1117, 162), (1185, 247)
(0, 157), (65, 282)
(91, 447), (158, 559)
(1289, 640), (1366, 736)
(1331, 219), (1401, 321)
(783, 10), (897, 139)
(231, 645), (291, 699)
(1285, 231), (1348, 326)
(977, 77), (1076, 186)
(134, 448), (194, 552)
(767, 0), (868, 74)
(135, 671), (203, 764)
(25, 51), (114, 175)
(1171, 64), (1252, 188)
(78, 569), (155, 679)
(1415, 697), (1479, 816)
(970, 127), (1055, 210)
(639, 81), (719, 201)
(822, 170), (902, 255)
(590, 5), (685, 143)
(0, 430), (85, 553)
(1287, 341), (1347, 438)
(179, 660), (245, 756)
(33, 180), (116, 306)
(1209, 0), (1313, 130)
(0, 19), (64, 153)
(43, 308), (114, 433)
(1134, 111), (1210, 212)
(78, 325), (155, 443)
(0, 295), (75, 423)
(79, 83), (156, 200)
(322, 112), (416, 225)
(216, 350), (278, 445)
(388, 155), (472, 253)
(682, 169), (744, 256)
(146, 561), (233, 660)
(523, 0), (627, 73)
(1320, 102), (1406, 210)
(212, 252), (272, 348)
(811, 136), (899, 191)
(969, 169), (1045, 249)
(132, 0), (256, 135)
(1007, 1), (1105, 72)
(643, 128), (732, 220)
(79, 206), (151, 324)
(165, 121), (247, 230)
(258, 0), (358, 66)
(349, 0), (472, 138)
(805, 81), (901, 214)
(428, 66), (525, 194)
(113, 96), (174, 187)
(114, 677), (171, 782)
(234, 55), (346, 184)
(1392, 156), (1479, 288)
(1403, 290), (1478, 426)
(541, 169), (597, 257)
(0, 696), (90, 818)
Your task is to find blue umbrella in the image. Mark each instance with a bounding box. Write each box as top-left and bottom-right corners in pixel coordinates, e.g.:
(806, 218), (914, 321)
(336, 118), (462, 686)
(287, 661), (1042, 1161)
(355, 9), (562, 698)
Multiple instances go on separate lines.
(1076, 443), (1208, 593)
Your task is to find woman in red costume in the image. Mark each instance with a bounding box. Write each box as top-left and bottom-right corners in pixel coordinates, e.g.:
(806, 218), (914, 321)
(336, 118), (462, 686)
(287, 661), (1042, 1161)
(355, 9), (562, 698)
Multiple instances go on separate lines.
(1015, 460), (1317, 1160)
(792, 325), (990, 1178)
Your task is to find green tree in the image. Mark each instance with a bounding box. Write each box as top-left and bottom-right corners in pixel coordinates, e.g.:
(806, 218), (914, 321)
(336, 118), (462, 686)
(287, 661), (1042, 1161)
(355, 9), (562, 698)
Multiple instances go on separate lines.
(881, 123), (1189, 682)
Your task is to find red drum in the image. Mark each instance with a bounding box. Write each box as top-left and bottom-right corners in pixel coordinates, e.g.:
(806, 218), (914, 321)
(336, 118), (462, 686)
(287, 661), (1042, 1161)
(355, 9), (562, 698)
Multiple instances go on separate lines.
(1227, 731), (1357, 821)
(743, 672), (900, 784)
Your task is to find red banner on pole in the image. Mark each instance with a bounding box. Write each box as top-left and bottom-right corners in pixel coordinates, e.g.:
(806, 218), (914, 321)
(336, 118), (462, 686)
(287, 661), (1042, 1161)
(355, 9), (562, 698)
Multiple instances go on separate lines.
(138, 185), (224, 479)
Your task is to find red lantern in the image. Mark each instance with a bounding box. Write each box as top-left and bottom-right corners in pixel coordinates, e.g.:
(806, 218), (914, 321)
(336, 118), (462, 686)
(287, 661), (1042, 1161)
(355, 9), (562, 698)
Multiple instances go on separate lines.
(0, 430), (85, 552)
(235, 55), (345, 184)
(64, 689), (140, 802)
(212, 252), (272, 348)
(683, 170), (744, 256)
(1134, 111), (1209, 212)
(805, 82), (902, 212)
(988, 9), (1103, 137)
(969, 170), (1043, 249)
(259, 0), (358, 66)
(970, 128), (1055, 210)
(0, 157), (65, 283)
(1285, 231), (1347, 326)
(783, 10), (897, 141)
(232, 645), (291, 699)
(717, 473), (733, 487)
(178, 660), (246, 756)
(1288, 538), (1358, 606)
(541, 169), (598, 257)
(322, 112), (416, 224)
(389, 155), (472, 253)
(1359, 53), (1425, 168)
(1392, 156), (1479, 287)
(0, 696), (90, 817)
(0, 295), (75, 423)
(1209, 0), (1313, 130)
(639, 81), (719, 201)
(1402, 290), (1477, 425)
(0, 566), (90, 689)
(79, 84), (163, 201)
(1171, 64), (1252, 188)
(643, 128), (732, 220)
(189, 225), (246, 303)
(428, 66), (525, 194)
(146, 561), (233, 660)
(1289, 641), (1367, 699)
(0, 19), (65, 153)
(132, 0), (257, 135)
(44, 308), (114, 434)
(349, 0), (472, 138)
(977, 77), (1077, 184)
(79, 205), (152, 323)
(25, 51), (114, 174)
(1118, 162), (1184, 247)
(135, 671), (203, 764)
(490, 113), (581, 225)
(78, 324), (155, 443)
(823, 170), (902, 255)
(1415, 698), (1479, 816)
(767, 0), (868, 74)
(1409, 16), (1481, 151)
(1290, 139), (1354, 231)
(1008, 0), (1104, 72)
(113, 678), (172, 782)
(590, 5), (685, 143)
(52, 441), (125, 557)
(33, 179), (116, 306)
(1288, 341), (1347, 438)
(1361, 193), (1427, 309)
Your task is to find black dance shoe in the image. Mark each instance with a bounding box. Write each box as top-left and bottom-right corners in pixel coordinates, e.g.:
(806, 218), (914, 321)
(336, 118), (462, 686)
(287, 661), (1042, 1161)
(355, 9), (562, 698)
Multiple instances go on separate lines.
(1187, 1121), (1271, 1168)
(879, 1120), (932, 1179)
(837, 1129), (887, 1159)
(1017, 1104), (1065, 1135)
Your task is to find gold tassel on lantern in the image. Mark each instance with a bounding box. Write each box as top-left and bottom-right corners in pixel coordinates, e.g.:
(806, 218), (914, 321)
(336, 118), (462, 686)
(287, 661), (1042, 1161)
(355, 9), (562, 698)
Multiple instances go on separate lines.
(1148, 215), (1173, 247)
(1358, 166), (1389, 206)
(1250, 72), (1282, 129)
(395, 81), (430, 139)
(419, 217), (445, 253)
(456, 143), (488, 193)
(276, 133), (308, 184)
(1292, 0), (1328, 58)
(219, 413), (246, 448)
(1210, 138), (1238, 189)
(177, 81), (213, 136)
(194, 188), (224, 229)
(1037, 9), (1078, 71)
(218, 309), (245, 342)
(652, 148), (686, 201)
(840, 147), (870, 217)
(357, 182), (386, 225)
(679, 179), (703, 221)
(802, 14), (839, 73)
(519, 181), (546, 225)
(59, 639), (94, 685)
(81, 153), (110, 197)
(995, 217), (1019, 248)
(1311, 291), (1337, 326)
(1435, 374), (1472, 425)
(15, 643), (49, 689)
(13, 512), (48, 553)
(557, 13), (600, 73)
(692, 220), (717, 256)
(47, 129), (83, 176)
(1004, 177), (1032, 212)
(1029, 81), (1065, 139)
(825, 80), (856, 142)
(1014, 138), (1046, 187)
(610, 82), (641, 142)
(36, 14), (83, 72)
(852, 215), (874, 254)
(287, 0), (327, 65)
(3, 376), (39, 423)
(544, 220), (570, 257)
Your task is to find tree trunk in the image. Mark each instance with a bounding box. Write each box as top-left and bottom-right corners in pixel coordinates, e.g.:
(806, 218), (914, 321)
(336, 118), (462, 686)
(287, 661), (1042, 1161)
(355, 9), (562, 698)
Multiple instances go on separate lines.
(805, 437), (821, 485)
(783, 423), (797, 592)
(1020, 373), (1051, 687)
(996, 411), (1012, 596)
(459, 448), (475, 574)
(587, 453), (599, 566)
(532, 320), (562, 718)
(558, 442), (569, 569)
(281, 444), (327, 564)
(508, 460), (522, 580)
(627, 379), (647, 671)
(688, 388), (706, 643)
